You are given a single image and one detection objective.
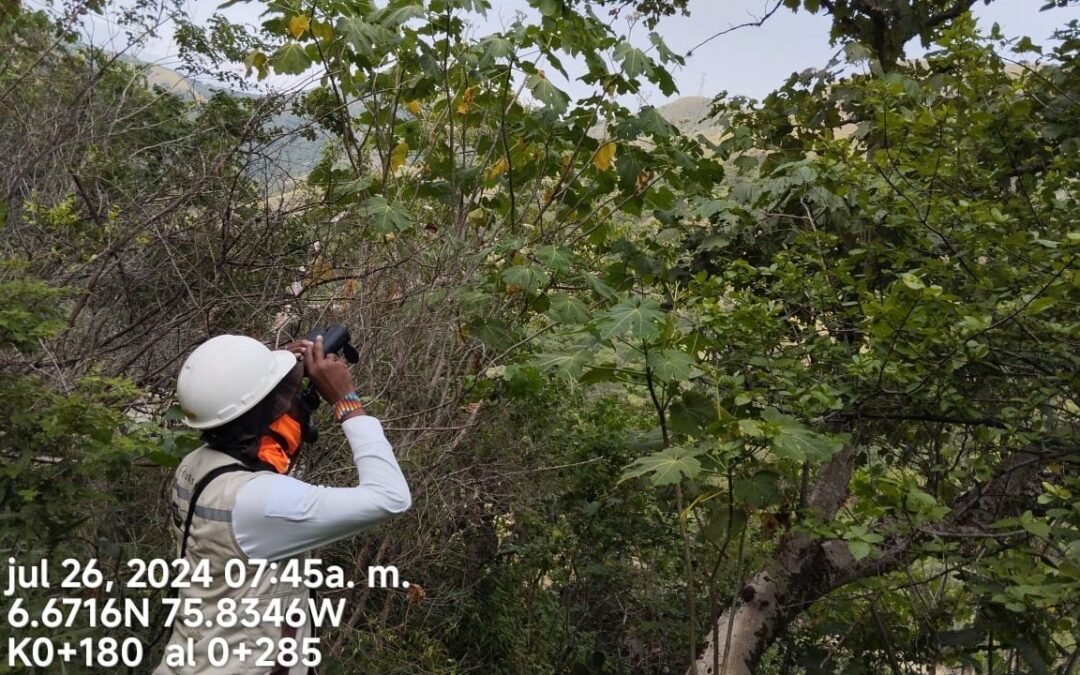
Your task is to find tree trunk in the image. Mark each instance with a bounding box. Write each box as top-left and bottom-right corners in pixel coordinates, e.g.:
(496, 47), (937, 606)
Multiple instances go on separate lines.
(689, 444), (859, 674)
(686, 447), (1049, 674)
(690, 528), (880, 674)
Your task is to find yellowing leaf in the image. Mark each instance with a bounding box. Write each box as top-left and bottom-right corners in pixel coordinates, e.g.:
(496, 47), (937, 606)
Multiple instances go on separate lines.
(405, 99), (422, 115)
(593, 141), (616, 171)
(467, 208), (487, 225)
(560, 154), (573, 175)
(487, 157), (508, 181)
(390, 142), (409, 173)
(288, 14), (311, 38)
(244, 51), (268, 80)
(406, 584), (426, 605)
(457, 86), (477, 114)
(306, 256), (332, 283)
(634, 170), (652, 193)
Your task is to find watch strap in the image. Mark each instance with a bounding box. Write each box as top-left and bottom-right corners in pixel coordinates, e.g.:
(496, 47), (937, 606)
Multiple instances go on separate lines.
(334, 391), (364, 422)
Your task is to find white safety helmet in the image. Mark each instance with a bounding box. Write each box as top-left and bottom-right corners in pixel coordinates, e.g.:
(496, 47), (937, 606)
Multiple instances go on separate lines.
(176, 335), (298, 429)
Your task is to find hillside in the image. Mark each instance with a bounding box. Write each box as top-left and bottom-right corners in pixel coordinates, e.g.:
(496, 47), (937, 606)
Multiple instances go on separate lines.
(131, 59), (725, 167)
(122, 56), (324, 178)
(655, 95), (714, 133)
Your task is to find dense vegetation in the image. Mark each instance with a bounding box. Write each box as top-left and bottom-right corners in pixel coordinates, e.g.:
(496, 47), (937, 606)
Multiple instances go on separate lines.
(1, 0), (1078, 672)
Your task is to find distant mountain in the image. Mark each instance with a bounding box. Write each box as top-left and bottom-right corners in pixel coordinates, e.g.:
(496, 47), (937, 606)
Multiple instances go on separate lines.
(655, 96), (715, 134)
(125, 59), (733, 181)
(118, 55), (214, 101)
(120, 56), (324, 179)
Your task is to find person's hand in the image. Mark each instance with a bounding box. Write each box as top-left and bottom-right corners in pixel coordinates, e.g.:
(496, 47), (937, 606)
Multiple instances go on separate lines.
(284, 340), (312, 361)
(303, 335), (356, 405)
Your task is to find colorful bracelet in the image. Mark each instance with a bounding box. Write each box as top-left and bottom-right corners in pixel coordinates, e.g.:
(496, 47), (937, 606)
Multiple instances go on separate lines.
(334, 391), (365, 422)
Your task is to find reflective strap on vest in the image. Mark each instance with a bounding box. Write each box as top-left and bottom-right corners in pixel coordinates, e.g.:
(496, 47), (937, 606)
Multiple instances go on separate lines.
(173, 483), (233, 522)
(180, 463), (254, 559)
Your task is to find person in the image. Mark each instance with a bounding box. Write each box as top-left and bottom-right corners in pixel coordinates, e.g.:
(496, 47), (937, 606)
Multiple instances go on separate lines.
(153, 333), (411, 675)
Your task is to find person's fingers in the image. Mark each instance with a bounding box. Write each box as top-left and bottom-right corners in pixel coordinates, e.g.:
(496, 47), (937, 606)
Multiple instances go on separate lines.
(311, 335), (325, 363)
(286, 340), (312, 359)
(303, 337), (317, 371)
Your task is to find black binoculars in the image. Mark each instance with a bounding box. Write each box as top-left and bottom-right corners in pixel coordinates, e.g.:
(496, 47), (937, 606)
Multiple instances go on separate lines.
(304, 323), (359, 364)
(298, 323), (359, 443)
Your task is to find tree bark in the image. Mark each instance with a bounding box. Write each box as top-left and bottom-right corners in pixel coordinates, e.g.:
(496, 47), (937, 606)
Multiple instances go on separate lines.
(686, 447), (1050, 674)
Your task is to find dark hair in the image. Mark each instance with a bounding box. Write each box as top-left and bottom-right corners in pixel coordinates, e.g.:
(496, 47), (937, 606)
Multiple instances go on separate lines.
(201, 363), (303, 470)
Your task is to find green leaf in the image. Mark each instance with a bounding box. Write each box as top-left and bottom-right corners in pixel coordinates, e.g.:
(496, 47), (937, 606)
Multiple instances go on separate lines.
(145, 450), (181, 469)
(1066, 540), (1080, 563)
(17, 488), (39, 501)
(905, 486), (938, 513)
(337, 17), (392, 55)
(503, 364), (542, 396)
(636, 106), (674, 137)
(526, 74), (569, 114)
(648, 31), (682, 65)
(272, 43), (312, 75)
(900, 271), (925, 290)
(480, 35), (513, 60)
(466, 317), (513, 351)
(546, 293), (591, 324)
(669, 390), (718, 436)
(535, 245), (573, 274)
(848, 540), (871, 560)
(371, 3), (424, 27)
(577, 366), (624, 385)
(733, 471), (780, 508)
(738, 419), (764, 437)
(1019, 510), (1051, 539)
(761, 407), (843, 462)
(620, 446), (702, 486)
(646, 348), (695, 381)
(163, 404), (187, 421)
(501, 265), (549, 293)
(530, 350), (591, 378)
(594, 296), (665, 341)
(533, 0), (561, 17)
(358, 196), (412, 232)
(581, 273), (618, 300)
(613, 41), (653, 78)
(1027, 296), (1056, 315)
(703, 504), (747, 542)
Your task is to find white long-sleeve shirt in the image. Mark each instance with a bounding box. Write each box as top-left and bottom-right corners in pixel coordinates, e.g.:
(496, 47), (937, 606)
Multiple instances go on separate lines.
(231, 414), (411, 561)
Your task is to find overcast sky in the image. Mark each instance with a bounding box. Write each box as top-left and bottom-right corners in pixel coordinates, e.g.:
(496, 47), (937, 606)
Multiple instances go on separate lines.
(76, 0), (1080, 104)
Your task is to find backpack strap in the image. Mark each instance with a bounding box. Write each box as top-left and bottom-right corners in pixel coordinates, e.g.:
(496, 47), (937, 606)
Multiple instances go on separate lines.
(180, 463), (254, 559)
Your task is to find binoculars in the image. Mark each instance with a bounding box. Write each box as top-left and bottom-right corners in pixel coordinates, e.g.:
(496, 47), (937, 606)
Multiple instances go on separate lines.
(298, 323), (359, 443)
(304, 323), (359, 364)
